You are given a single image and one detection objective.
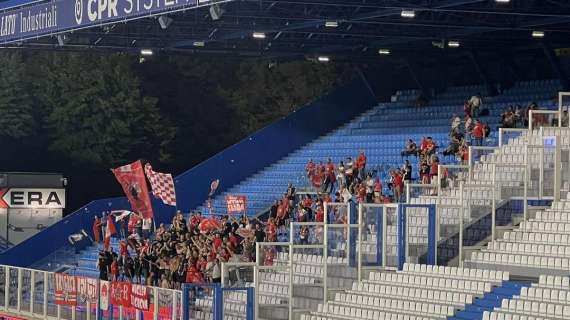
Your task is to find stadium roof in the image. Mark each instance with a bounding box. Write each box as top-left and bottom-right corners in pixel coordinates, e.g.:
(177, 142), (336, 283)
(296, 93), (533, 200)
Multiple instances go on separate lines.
(2, 0), (570, 63)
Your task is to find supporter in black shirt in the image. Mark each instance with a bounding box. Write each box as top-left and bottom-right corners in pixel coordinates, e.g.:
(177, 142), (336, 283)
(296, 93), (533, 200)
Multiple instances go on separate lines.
(254, 224), (266, 242)
(97, 251), (109, 280)
(232, 219), (240, 233)
(269, 201), (278, 219)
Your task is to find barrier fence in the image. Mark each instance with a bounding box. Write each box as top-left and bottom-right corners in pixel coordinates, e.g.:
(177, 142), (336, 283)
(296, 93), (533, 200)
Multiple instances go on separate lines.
(0, 265), (182, 320)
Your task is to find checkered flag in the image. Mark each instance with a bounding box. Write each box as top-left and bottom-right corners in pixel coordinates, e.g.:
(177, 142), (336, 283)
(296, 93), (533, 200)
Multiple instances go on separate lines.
(144, 163), (177, 206)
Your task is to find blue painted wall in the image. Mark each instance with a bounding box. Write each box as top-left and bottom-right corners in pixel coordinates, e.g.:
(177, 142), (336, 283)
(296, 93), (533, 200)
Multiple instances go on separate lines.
(0, 75), (376, 267)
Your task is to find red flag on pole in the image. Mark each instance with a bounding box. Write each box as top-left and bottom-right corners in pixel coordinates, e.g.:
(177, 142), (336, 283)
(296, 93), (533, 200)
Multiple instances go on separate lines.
(112, 160), (154, 219)
(104, 215), (117, 249)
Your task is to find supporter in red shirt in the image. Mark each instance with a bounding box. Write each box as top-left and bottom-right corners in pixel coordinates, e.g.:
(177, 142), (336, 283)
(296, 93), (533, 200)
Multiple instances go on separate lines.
(472, 120), (486, 146)
(420, 137), (436, 160)
(276, 200), (288, 226)
(119, 239), (132, 267)
(356, 151), (367, 180)
(265, 218), (277, 242)
(140, 239), (151, 256)
(322, 193), (332, 204)
(302, 195), (313, 208)
(92, 216), (102, 243)
(374, 178), (383, 203)
(128, 213), (139, 235)
(459, 142), (469, 164)
(420, 137), (428, 151)
(322, 158), (336, 193)
(212, 233), (223, 251)
(185, 265), (205, 284)
(392, 171), (404, 202)
(357, 183), (367, 203)
(263, 247), (276, 266)
(315, 205), (324, 223)
(190, 212), (202, 228)
(228, 233), (239, 249)
(419, 161), (430, 184)
(305, 159), (316, 179)
(111, 259), (119, 281)
(430, 158), (439, 180)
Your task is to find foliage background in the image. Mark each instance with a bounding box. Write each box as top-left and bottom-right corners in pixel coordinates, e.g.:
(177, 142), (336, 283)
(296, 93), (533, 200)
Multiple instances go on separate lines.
(0, 51), (352, 212)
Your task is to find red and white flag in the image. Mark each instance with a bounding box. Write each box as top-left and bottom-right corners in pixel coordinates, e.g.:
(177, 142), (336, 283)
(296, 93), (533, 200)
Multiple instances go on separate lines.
(144, 163), (176, 207)
(104, 215), (117, 250)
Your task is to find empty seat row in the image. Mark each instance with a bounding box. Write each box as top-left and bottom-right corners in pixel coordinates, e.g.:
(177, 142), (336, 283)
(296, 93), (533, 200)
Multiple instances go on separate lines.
(486, 241), (570, 257)
(350, 281), (473, 305)
(333, 292), (455, 316)
(402, 263), (508, 282)
(519, 285), (570, 304)
(368, 272), (492, 293)
(498, 298), (570, 319)
(519, 221), (570, 234)
(538, 275), (570, 288)
(483, 310), (552, 320)
(535, 210), (570, 222)
(304, 304), (438, 320)
(503, 231), (570, 245)
(470, 252), (570, 270)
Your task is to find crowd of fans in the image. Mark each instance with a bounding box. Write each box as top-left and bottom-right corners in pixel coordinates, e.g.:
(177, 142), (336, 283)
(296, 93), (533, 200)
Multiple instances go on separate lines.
(499, 101), (569, 128)
(95, 210), (261, 289)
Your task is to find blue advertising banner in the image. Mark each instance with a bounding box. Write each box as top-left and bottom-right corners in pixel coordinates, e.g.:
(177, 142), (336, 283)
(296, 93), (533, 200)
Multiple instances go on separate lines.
(0, 0), (208, 44)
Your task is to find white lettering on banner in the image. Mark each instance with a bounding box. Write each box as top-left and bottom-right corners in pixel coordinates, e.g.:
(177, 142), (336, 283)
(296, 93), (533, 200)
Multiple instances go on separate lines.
(0, 189), (65, 209)
(19, 5), (58, 34)
(124, 0), (133, 13)
(0, 14), (17, 37)
(56, 274), (75, 292)
(130, 284), (149, 310)
(76, 277), (98, 304)
(225, 195), (247, 213)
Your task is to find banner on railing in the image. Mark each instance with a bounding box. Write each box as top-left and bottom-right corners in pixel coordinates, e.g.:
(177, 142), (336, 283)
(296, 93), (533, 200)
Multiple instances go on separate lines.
(225, 195), (247, 213)
(111, 281), (132, 308)
(0, 314), (27, 320)
(100, 280), (110, 311)
(54, 273), (77, 306)
(131, 284), (150, 310)
(76, 276), (98, 304)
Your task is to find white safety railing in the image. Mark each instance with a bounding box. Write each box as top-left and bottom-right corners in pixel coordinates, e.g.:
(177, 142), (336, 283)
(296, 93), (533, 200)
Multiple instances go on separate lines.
(498, 128), (528, 147)
(559, 92), (570, 128)
(0, 264), (181, 320)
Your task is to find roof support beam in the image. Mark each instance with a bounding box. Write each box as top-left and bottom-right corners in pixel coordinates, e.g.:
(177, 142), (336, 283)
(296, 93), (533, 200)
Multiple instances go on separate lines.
(468, 51), (495, 95)
(171, 0), (486, 48)
(404, 59), (427, 97)
(541, 41), (570, 90)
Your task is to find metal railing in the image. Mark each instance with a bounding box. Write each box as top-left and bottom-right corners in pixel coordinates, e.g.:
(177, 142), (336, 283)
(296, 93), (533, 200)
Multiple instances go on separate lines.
(0, 264), (182, 320)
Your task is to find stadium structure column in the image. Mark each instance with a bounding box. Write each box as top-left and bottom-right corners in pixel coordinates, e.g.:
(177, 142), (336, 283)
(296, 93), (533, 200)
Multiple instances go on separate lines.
(542, 42), (570, 91)
(468, 51), (496, 96)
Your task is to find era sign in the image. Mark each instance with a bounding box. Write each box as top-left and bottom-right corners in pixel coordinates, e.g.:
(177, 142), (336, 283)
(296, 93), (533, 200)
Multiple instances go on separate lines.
(0, 188), (65, 209)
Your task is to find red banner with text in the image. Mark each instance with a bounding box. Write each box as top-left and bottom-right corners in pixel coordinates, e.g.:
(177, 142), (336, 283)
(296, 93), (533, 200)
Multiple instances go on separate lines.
(130, 284), (150, 310)
(225, 195), (247, 214)
(76, 276), (98, 304)
(110, 281), (131, 308)
(54, 273), (77, 306)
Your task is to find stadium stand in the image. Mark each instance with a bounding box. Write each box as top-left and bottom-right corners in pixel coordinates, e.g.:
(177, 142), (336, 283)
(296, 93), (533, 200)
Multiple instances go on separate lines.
(0, 79), (566, 320)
